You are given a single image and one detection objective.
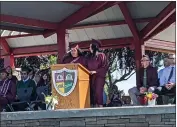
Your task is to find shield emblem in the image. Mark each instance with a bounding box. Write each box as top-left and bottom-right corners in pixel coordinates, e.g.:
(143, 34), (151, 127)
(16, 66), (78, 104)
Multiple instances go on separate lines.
(52, 68), (78, 96)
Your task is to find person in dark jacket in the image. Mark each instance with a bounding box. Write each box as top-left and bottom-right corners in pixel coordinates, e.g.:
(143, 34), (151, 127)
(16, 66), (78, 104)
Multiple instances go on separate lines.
(128, 55), (158, 105)
(0, 68), (16, 111)
(37, 72), (51, 94)
(16, 67), (36, 101)
(6, 66), (18, 85)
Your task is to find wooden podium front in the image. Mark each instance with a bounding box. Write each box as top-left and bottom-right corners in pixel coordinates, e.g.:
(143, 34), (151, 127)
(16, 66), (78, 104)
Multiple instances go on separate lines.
(51, 63), (90, 109)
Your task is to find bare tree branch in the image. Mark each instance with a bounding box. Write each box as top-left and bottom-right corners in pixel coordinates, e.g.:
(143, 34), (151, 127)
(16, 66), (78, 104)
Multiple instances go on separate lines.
(113, 69), (134, 85)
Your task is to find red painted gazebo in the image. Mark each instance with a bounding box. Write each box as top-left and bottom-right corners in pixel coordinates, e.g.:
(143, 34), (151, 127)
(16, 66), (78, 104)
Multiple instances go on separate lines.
(0, 1), (176, 83)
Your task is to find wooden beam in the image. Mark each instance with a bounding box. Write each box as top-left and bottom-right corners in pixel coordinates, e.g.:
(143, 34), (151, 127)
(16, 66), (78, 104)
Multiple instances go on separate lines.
(1, 37), (175, 57)
(0, 39), (11, 54)
(57, 29), (66, 63)
(1, 33), (42, 39)
(70, 18), (154, 30)
(87, 2), (121, 18)
(70, 37), (133, 49)
(1, 37), (133, 57)
(43, 2), (108, 38)
(11, 44), (58, 56)
(0, 25), (43, 34)
(141, 2), (176, 39)
(119, 2), (142, 85)
(145, 39), (175, 50)
(145, 47), (175, 54)
(0, 14), (58, 29)
(144, 13), (176, 41)
(119, 2), (140, 41)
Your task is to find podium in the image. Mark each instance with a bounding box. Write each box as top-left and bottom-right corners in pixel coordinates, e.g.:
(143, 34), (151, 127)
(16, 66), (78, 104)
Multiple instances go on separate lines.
(51, 63), (90, 109)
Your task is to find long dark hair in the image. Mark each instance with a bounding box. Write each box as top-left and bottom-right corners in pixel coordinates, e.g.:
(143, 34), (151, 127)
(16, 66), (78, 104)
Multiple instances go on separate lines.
(37, 73), (50, 87)
(5, 66), (12, 76)
(89, 43), (100, 57)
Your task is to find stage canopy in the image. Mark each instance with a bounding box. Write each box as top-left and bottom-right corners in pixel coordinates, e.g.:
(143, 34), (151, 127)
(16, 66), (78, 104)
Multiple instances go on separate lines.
(0, 1), (175, 58)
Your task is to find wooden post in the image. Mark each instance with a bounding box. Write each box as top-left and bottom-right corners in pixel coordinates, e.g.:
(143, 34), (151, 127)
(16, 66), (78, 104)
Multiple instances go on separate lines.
(141, 44), (145, 55)
(56, 29), (66, 64)
(134, 40), (142, 85)
(4, 54), (15, 68)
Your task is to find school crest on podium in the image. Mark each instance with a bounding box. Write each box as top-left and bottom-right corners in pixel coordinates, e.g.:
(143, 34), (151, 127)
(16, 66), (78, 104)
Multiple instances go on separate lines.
(52, 68), (78, 96)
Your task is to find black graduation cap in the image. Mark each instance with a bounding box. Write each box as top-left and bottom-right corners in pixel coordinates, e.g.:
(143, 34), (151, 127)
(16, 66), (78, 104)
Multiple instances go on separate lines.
(91, 39), (102, 48)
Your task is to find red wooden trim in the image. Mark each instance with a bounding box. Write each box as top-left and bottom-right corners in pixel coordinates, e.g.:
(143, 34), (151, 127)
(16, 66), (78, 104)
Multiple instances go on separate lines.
(144, 13), (176, 41)
(2, 33), (42, 39)
(12, 45), (58, 56)
(43, 17), (153, 37)
(119, 2), (140, 41)
(145, 47), (175, 54)
(13, 52), (57, 58)
(58, 2), (108, 28)
(10, 55), (15, 68)
(70, 17), (154, 30)
(43, 30), (56, 38)
(0, 14), (58, 29)
(0, 37), (133, 57)
(118, 2), (142, 85)
(147, 39), (175, 45)
(141, 2), (176, 39)
(0, 39), (10, 54)
(0, 25), (43, 34)
(70, 37), (133, 49)
(56, 29), (66, 63)
(0, 49), (7, 58)
(43, 2), (108, 38)
(87, 2), (121, 18)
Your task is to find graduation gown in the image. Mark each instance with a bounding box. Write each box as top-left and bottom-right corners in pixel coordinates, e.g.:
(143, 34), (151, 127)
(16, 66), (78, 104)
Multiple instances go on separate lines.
(87, 52), (108, 105)
(0, 78), (16, 109)
(62, 55), (87, 68)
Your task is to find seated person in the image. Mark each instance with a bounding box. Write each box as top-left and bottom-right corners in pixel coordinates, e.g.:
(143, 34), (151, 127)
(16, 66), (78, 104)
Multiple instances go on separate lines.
(16, 67), (36, 101)
(6, 66), (18, 85)
(155, 54), (176, 99)
(0, 68), (16, 111)
(33, 72), (41, 86)
(158, 57), (170, 80)
(12, 67), (37, 111)
(37, 72), (51, 96)
(107, 85), (122, 107)
(128, 55), (158, 105)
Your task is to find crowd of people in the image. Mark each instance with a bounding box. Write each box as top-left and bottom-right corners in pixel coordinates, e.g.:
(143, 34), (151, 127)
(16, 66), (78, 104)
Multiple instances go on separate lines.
(0, 66), (51, 111)
(0, 38), (176, 112)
